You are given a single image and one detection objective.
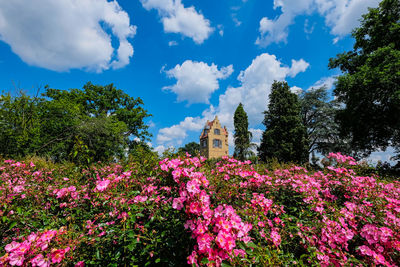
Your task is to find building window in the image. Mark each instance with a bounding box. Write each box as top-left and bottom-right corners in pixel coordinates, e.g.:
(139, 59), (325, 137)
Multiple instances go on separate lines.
(214, 128), (220, 135)
(201, 139), (207, 148)
(213, 139), (222, 148)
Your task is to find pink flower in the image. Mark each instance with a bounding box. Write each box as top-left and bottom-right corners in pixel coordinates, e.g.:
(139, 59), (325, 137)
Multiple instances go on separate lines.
(68, 186), (76, 192)
(40, 230), (57, 243)
(234, 249), (246, 257)
(271, 230), (281, 246)
(189, 202), (201, 215)
(358, 245), (373, 256)
(186, 180), (200, 195)
(14, 241), (30, 255)
(373, 253), (386, 265)
(51, 248), (69, 264)
(31, 254), (49, 267)
(216, 231), (235, 251)
(96, 179), (110, 192)
(75, 261), (85, 267)
(172, 198), (184, 210)
(8, 253), (24, 266)
(134, 195), (148, 203)
(379, 227), (393, 243)
(5, 241), (20, 253)
(28, 233), (38, 242)
(187, 250), (198, 265)
(13, 186), (24, 193)
(197, 234), (212, 252)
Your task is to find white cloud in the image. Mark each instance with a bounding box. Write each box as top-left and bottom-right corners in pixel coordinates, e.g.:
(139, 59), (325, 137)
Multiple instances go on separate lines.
(0, 0), (136, 72)
(366, 147), (397, 165)
(256, 0), (380, 46)
(215, 54), (309, 127)
(291, 86), (303, 95)
(304, 19), (315, 35)
(217, 25), (224, 36)
(232, 14), (242, 27)
(288, 59), (310, 78)
(157, 116), (207, 146)
(153, 145), (174, 155)
(163, 60), (234, 104)
(168, 40), (178, 46)
(140, 0), (213, 44)
(318, 0), (380, 37)
(156, 53), (309, 150)
(250, 128), (263, 145)
(307, 76), (336, 91)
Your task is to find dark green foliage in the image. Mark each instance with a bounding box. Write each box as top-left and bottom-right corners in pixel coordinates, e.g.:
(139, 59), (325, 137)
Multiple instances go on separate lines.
(178, 142), (200, 156)
(329, 0), (400, 159)
(299, 86), (352, 156)
(233, 103), (253, 161)
(258, 81), (308, 164)
(0, 82), (151, 164)
(0, 92), (42, 157)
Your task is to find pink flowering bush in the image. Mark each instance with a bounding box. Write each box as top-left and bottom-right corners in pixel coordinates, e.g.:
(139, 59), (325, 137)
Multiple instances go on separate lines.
(1, 153), (400, 266)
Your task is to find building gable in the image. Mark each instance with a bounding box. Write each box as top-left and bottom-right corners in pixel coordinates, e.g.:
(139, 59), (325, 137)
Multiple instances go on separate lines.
(199, 116), (228, 159)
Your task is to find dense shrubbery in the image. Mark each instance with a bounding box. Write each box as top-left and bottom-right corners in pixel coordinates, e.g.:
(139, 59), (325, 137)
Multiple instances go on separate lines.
(1, 153), (399, 266)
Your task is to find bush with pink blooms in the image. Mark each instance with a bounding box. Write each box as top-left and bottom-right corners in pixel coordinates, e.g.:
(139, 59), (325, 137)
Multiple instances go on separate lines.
(1, 153), (399, 266)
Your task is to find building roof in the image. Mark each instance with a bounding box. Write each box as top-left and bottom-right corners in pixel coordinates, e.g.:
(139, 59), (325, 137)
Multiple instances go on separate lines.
(200, 116), (228, 139)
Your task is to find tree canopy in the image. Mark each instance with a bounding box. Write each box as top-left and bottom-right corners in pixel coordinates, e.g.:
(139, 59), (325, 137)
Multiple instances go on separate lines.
(258, 81), (308, 164)
(178, 142), (200, 157)
(329, 0), (400, 159)
(299, 86), (352, 156)
(233, 103), (253, 161)
(0, 82), (151, 164)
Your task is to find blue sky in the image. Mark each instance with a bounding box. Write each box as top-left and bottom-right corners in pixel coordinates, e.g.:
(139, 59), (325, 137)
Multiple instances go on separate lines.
(0, 0), (393, 162)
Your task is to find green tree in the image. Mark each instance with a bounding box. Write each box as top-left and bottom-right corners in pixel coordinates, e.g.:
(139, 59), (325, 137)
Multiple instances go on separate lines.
(0, 91), (45, 158)
(299, 86), (352, 156)
(44, 82), (151, 152)
(41, 82), (151, 163)
(329, 0), (400, 158)
(233, 103), (253, 161)
(0, 82), (151, 164)
(178, 142), (200, 156)
(258, 81), (308, 164)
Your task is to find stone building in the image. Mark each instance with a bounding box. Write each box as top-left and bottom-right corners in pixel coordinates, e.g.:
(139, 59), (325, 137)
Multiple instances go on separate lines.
(199, 116), (228, 159)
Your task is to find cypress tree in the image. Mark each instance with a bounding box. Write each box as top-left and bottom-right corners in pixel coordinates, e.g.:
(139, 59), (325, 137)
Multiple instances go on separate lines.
(233, 103), (252, 161)
(258, 81), (308, 164)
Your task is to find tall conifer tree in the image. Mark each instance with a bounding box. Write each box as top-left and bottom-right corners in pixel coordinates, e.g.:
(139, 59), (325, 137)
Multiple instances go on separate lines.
(258, 81), (308, 164)
(233, 103), (252, 161)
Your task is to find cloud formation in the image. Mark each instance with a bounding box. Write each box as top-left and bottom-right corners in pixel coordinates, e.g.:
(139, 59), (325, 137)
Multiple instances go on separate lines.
(256, 0), (380, 46)
(307, 76), (336, 91)
(140, 0), (213, 44)
(0, 0), (136, 72)
(157, 116), (207, 146)
(163, 60), (234, 104)
(156, 53), (310, 149)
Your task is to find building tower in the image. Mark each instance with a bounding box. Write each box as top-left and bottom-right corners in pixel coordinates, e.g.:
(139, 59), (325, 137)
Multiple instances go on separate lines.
(199, 116), (228, 159)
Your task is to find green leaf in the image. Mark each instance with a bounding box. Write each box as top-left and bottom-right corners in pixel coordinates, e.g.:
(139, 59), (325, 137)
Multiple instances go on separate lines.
(201, 258), (209, 264)
(246, 242), (257, 248)
(9, 221), (17, 230)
